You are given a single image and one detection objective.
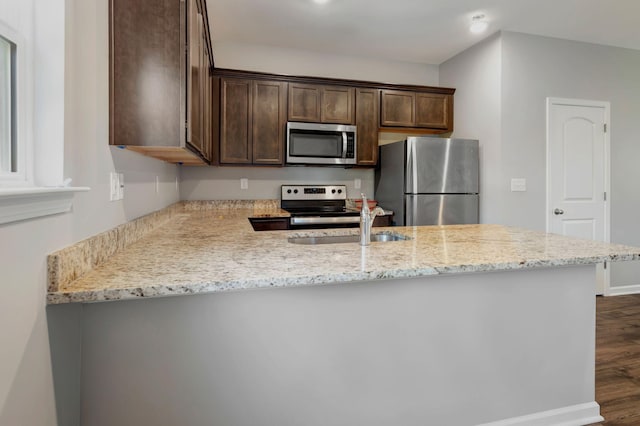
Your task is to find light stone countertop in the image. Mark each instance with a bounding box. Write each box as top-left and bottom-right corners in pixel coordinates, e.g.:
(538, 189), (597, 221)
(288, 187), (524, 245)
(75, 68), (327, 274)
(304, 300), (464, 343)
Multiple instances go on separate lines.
(46, 205), (640, 305)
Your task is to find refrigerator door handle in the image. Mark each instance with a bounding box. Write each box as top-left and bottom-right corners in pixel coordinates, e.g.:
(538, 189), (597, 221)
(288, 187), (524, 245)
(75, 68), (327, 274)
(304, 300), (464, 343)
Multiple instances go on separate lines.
(406, 139), (419, 193)
(406, 196), (415, 226)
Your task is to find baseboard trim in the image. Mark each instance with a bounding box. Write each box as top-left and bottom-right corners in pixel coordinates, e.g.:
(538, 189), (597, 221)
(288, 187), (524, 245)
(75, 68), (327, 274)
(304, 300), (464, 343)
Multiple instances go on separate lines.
(476, 402), (603, 426)
(607, 284), (640, 296)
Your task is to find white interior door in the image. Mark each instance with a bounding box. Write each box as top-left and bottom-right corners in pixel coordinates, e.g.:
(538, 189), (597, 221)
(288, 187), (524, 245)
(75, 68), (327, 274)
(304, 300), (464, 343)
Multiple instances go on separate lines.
(546, 98), (610, 294)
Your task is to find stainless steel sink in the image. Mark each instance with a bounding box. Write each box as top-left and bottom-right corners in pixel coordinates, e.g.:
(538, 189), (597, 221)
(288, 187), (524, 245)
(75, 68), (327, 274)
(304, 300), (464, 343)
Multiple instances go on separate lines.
(288, 233), (410, 245)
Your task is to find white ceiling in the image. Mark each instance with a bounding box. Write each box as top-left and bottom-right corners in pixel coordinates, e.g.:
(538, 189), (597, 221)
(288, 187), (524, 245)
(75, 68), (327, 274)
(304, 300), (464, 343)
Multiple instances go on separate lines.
(206, 0), (640, 64)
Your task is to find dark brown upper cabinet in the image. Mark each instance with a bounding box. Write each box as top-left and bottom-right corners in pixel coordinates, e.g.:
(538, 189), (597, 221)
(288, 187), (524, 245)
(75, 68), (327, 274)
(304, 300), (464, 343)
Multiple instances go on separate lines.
(355, 88), (379, 166)
(380, 90), (415, 127)
(415, 92), (452, 129)
(220, 78), (252, 164)
(288, 84), (320, 122)
(288, 83), (354, 124)
(253, 80), (287, 164)
(321, 86), (355, 124)
(219, 77), (287, 166)
(109, 0), (214, 164)
(215, 68), (456, 169)
(380, 89), (453, 132)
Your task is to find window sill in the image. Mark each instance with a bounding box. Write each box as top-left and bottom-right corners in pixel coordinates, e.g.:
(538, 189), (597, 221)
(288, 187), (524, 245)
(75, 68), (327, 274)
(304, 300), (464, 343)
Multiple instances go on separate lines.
(0, 187), (90, 225)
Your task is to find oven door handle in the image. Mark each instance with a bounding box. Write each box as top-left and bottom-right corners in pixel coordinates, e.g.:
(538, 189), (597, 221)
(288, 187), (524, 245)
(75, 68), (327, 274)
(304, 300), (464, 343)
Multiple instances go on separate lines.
(290, 216), (360, 226)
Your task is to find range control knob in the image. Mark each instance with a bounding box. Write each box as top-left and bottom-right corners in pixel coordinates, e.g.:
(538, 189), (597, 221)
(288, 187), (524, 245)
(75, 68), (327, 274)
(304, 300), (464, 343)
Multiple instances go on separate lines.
(331, 189), (336, 194)
(338, 189), (343, 194)
(287, 189), (292, 194)
(293, 189), (298, 194)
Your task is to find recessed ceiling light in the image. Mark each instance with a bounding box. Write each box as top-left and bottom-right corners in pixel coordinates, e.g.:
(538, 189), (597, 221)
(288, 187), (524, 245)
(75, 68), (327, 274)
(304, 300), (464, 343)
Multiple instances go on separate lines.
(313, 0), (330, 4)
(470, 14), (488, 34)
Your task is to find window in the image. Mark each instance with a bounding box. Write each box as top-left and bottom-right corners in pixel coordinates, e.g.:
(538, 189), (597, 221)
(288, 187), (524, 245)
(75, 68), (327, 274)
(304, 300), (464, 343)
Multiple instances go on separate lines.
(0, 34), (16, 174)
(0, 13), (87, 225)
(0, 18), (23, 185)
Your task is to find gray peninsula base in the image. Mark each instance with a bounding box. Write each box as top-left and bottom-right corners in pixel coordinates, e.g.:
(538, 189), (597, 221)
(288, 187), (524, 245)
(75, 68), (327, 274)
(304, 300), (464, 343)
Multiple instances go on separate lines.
(48, 265), (603, 426)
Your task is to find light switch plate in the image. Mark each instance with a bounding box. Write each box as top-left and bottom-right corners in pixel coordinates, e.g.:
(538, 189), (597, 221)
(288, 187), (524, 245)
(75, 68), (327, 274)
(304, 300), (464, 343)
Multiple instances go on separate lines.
(240, 178), (249, 190)
(511, 178), (527, 192)
(117, 173), (124, 200)
(110, 172), (119, 201)
(354, 178), (361, 189)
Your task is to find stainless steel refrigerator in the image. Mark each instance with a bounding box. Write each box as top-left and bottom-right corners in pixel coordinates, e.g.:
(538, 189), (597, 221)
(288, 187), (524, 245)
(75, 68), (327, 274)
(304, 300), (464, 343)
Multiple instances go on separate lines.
(375, 137), (479, 226)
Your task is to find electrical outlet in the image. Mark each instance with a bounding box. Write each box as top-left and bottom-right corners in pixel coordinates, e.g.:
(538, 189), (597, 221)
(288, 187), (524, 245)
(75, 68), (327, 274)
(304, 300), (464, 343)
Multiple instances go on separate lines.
(240, 178), (249, 190)
(510, 178), (527, 192)
(155, 176), (160, 195)
(354, 178), (361, 189)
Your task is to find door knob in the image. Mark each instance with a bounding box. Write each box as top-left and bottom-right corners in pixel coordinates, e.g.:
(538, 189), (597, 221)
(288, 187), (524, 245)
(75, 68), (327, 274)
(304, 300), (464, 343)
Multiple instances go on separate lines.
(554, 208), (564, 215)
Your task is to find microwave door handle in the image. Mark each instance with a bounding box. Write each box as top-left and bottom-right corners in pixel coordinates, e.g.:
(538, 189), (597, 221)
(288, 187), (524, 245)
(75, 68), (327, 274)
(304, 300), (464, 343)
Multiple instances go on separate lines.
(342, 132), (348, 158)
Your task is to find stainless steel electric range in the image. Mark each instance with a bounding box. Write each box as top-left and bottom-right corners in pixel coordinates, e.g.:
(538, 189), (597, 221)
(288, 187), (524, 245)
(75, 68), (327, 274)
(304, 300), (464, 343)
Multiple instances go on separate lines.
(281, 185), (361, 229)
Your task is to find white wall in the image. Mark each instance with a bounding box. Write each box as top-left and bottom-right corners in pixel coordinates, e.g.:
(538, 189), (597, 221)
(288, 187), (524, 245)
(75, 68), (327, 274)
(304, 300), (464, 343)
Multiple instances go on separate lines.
(213, 40), (439, 86)
(34, 0), (65, 186)
(181, 166), (373, 200)
(180, 41), (440, 202)
(499, 32), (640, 288)
(440, 31), (640, 288)
(439, 33), (502, 224)
(0, 0), (179, 424)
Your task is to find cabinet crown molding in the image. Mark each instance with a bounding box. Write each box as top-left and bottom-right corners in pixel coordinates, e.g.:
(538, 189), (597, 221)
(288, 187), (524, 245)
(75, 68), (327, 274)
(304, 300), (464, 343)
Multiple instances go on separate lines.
(212, 68), (455, 95)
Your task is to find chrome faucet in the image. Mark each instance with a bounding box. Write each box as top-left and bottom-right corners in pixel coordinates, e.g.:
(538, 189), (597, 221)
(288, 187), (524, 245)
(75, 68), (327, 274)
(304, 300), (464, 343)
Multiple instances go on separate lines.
(359, 193), (385, 246)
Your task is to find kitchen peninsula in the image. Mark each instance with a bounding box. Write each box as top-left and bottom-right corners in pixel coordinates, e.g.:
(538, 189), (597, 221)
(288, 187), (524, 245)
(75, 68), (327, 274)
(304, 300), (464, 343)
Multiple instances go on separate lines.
(47, 202), (640, 426)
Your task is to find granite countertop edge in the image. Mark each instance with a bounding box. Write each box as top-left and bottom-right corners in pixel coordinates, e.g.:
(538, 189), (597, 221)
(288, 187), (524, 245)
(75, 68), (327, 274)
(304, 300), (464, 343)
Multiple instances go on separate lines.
(47, 253), (640, 305)
(45, 202), (640, 305)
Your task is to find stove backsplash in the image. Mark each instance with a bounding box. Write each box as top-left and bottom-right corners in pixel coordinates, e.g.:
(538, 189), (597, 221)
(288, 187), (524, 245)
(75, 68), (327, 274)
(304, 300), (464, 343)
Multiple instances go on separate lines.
(180, 166), (374, 201)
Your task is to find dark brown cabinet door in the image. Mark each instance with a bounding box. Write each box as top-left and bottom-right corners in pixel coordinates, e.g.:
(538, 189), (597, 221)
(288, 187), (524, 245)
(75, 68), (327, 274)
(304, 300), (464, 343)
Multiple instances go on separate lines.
(321, 86), (354, 124)
(109, 0), (214, 164)
(110, 0), (182, 147)
(355, 88), (379, 166)
(249, 217), (290, 231)
(220, 78), (286, 165)
(220, 78), (252, 164)
(381, 89), (453, 132)
(416, 93), (452, 131)
(253, 81), (287, 165)
(289, 83), (354, 124)
(373, 213), (393, 227)
(380, 90), (415, 127)
(288, 83), (321, 122)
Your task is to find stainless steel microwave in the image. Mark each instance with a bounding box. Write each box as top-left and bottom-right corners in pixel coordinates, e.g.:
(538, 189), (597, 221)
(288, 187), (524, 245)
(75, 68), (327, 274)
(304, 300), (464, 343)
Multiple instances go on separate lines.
(286, 122), (357, 165)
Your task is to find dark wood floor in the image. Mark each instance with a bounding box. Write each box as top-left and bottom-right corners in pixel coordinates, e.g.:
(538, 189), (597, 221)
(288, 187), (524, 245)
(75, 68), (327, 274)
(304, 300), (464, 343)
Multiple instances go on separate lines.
(591, 294), (640, 425)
